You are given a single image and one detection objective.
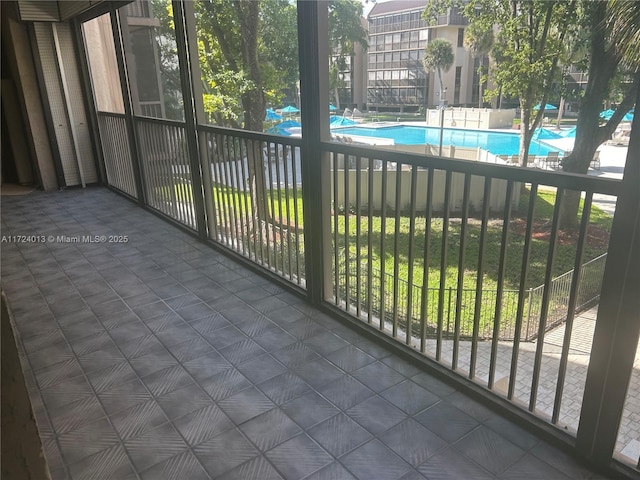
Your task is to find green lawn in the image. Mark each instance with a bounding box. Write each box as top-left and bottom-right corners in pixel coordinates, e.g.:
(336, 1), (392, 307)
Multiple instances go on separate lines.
(161, 181), (610, 337)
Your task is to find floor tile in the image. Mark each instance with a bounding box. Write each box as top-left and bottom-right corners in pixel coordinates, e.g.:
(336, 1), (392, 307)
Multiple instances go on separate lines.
(414, 401), (479, 443)
(379, 418), (447, 466)
(308, 413), (372, 457)
(199, 367), (252, 401)
(498, 453), (572, 480)
(304, 462), (357, 480)
(258, 372), (312, 405)
(352, 361), (406, 393)
(217, 455), (284, 480)
(281, 391), (339, 429)
(380, 380), (440, 415)
(193, 428), (259, 478)
(318, 375), (375, 410)
(325, 345), (377, 372)
(340, 439), (412, 480)
(124, 422), (188, 472)
(156, 383), (213, 420)
(218, 386), (275, 424)
(98, 379), (153, 417)
(293, 358), (345, 389)
(347, 395), (408, 435)
(417, 446), (495, 480)
(454, 426), (526, 475)
(141, 364), (193, 397)
(272, 342), (321, 368)
(67, 444), (137, 480)
(139, 451), (210, 480)
(174, 403), (234, 445)
(111, 399), (168, 441)
(178, 350), (233, 386)
(57, 417), (119, 465)
(265, 434), (333, 480)
(239, 408), (302, 451)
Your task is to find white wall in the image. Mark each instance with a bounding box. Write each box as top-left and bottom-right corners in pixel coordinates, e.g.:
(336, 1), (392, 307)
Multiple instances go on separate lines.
(333, 168), (520, 213)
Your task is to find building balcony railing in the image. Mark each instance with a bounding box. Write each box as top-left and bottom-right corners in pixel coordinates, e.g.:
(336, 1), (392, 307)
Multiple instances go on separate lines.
(84, 3), (638, 476)
(95, 110), (633, 454)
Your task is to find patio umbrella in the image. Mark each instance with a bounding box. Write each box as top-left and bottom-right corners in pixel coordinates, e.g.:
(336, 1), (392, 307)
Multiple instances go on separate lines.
(266, 119), (301, 136)
(330, 116), (357, 127)
(598, 108), (635, 121)
(601, 108), (634, 122)
(532, 128), (563, 140)
(281, 105), (300, 114)
(533, 103), (558, 111)
(559, 126), (576, 138)
(265, 109), (283, 121)
(329, 104), (338, 111)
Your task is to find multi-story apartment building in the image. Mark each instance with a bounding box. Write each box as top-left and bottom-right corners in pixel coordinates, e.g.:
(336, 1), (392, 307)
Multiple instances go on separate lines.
(366, 0), (483, 112)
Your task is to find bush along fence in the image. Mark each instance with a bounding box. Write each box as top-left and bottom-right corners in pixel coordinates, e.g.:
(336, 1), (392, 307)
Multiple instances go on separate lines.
(339, 253), (607, 343)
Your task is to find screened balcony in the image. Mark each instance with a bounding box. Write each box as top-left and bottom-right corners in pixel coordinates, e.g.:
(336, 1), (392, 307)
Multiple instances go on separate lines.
(1, 1), (639, 479)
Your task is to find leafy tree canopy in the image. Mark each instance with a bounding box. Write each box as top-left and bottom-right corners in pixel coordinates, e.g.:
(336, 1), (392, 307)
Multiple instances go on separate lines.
(423, 0), (578, 166)
(422, 38), (454, 100)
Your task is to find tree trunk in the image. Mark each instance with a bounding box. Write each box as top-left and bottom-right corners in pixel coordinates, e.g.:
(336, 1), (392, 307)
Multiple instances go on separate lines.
(519, 107), (533, 167)
(555, 96), (565, 130)
(236, 1), (269, 230)
(558, 2), (636, 228)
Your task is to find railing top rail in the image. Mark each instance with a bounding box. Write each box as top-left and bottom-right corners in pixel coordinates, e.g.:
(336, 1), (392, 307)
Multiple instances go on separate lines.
(97, 111), (127, 119)
(133, 115), (188, 128)
(198, 124), (303, 147)
(321, 141), (622, 196)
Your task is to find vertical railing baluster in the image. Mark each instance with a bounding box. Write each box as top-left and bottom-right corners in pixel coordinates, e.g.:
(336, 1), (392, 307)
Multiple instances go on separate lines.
(406, 165), (418, 345)
(344, 155), (351, 310)
(267, 141), (281, 272)
(420, 168), (434, 353)
(333, 151), (340, 305)
(367, 157), (374, 324)
(274, 143), (286, 273)
(165, 125), (179, 221)
(379, 160), (388, 331)
(508, 184), (538, 400)
(212, 134), (225, 243)
(452, 173), (471, 371)
(237, 138), (252, 259)
(230, 136), (246, 255)
(530, 188), (564, 412)
(282, 144), (294, 280)
(392, 163), (403, 338)
(489, 180), (514, 389)
(223, 135), (238, 247)
(470, 176), (492, 380)
(436, 170), (452, 361)
(217, 134), (231, 245)
(244, 138), (262, 263)
(355, 156), (363, 318)
(290, 146), (302, 283)
(552, 193), (592, 424)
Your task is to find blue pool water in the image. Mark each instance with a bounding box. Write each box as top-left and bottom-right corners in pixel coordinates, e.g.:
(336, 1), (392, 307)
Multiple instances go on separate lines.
(334, 125), (561, 156)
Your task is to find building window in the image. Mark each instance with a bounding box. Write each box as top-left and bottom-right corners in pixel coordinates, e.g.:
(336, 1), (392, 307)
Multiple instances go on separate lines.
(457, 28), (464, 47)
(454, 66), (462, 105)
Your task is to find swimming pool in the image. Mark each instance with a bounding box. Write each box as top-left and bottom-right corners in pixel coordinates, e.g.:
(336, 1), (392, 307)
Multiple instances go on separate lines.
(333, 125), (561, 156)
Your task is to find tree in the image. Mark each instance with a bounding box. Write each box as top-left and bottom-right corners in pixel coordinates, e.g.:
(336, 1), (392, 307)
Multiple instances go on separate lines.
(194, 0), (367, 235)
(558, 0), (640, 227)
(424, 1), (577, 167)
(463, 23), (493, 108)
(328, 0), (368, 108)
(422, 38), (454, 104)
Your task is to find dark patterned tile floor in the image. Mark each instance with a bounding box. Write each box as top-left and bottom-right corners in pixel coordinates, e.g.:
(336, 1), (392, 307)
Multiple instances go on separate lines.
(1, 188), (611, 479)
